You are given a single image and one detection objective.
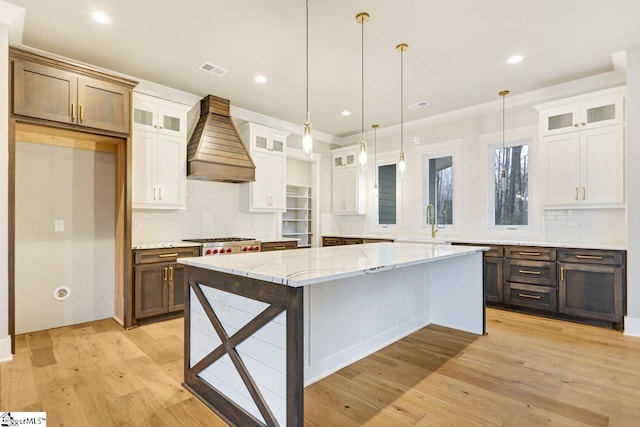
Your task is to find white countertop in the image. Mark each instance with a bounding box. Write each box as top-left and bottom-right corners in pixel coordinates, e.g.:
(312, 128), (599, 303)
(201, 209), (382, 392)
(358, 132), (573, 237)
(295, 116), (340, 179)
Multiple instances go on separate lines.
(132, 241), (202, 250)
(178, 242), (488, 287)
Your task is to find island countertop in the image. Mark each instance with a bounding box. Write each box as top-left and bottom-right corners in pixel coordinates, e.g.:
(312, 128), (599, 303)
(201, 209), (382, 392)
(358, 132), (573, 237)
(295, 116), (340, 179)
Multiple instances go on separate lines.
(178, 242), (488, 287)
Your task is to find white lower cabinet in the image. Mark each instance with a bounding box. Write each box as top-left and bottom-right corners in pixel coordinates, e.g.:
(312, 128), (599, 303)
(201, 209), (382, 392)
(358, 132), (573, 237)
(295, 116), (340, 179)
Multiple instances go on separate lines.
(543, 124), (624, 206)
(132, 94), (189, 209)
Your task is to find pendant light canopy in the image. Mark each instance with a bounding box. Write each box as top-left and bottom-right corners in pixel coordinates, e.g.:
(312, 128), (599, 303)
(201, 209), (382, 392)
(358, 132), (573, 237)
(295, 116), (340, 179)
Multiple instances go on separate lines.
(302, 0), (313, 159)
(397, 43), (408, 178)
(499, 90), (510, 179)
(356, 12), (370, 172)
(372, 124), (379, 196)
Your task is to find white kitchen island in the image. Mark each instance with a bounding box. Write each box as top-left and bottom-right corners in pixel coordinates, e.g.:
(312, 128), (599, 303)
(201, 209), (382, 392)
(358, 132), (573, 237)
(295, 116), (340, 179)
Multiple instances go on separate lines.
(179, 242), (487, 427)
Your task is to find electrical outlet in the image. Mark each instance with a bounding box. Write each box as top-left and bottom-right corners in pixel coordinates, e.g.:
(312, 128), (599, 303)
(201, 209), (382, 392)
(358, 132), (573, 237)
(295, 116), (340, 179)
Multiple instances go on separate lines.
(54, 220), (64, 232)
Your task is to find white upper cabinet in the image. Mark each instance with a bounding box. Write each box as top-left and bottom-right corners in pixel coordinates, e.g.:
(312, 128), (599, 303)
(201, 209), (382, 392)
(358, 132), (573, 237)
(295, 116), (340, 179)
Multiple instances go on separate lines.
(331, 145), (365, 214)
(132, 93), (191, 209)
(536, 87), (625, 207)
(538, 88), (624, 136)
(239, 122), (289, 212)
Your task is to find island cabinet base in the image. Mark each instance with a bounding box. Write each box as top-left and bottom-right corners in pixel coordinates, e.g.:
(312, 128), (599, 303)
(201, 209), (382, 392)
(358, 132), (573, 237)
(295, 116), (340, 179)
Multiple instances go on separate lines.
(183, 250), (484, 427)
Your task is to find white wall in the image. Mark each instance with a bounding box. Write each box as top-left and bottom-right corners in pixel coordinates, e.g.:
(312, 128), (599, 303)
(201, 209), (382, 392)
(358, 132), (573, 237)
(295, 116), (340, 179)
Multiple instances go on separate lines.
(625, 45), (640, 335)
(15, 142), (115, 334)
(328, 84), (627, 247)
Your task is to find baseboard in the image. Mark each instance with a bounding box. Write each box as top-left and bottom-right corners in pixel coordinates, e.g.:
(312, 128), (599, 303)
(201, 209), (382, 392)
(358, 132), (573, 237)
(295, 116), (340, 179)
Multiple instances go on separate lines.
(623, 316), (640, 337)
(0, 336), (13, 363)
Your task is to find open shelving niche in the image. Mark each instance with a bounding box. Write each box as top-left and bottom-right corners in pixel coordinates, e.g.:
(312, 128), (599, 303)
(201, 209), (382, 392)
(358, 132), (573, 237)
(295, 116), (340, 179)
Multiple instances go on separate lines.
(283, 184), (312, 247)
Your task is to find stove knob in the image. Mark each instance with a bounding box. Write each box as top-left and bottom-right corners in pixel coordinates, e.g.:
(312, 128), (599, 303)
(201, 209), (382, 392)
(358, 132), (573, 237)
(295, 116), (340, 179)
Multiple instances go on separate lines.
(255, 246), (260, 251)
(242, 247), (248, 251)
(248, 246), (255, 251)
(213, 249), (219, 254)
(252, 246), (258, 251)
(205, 249), (212, 255)
(226, 248), (232, 253)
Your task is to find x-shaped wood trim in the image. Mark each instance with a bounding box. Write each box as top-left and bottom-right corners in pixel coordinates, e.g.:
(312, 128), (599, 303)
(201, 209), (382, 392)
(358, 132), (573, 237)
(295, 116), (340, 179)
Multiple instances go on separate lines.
(190, 282), (286, 427)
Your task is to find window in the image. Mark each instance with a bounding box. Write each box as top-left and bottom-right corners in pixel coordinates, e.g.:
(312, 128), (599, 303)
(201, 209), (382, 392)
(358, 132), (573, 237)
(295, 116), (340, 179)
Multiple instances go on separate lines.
(377, 164), (397, 225)
(426, 156), (453, 225)
(493, 143), (529, 226)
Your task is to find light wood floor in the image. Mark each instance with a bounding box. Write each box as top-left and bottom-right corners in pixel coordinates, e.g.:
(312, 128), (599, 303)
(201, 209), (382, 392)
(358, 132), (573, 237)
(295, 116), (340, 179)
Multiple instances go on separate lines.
(2, 309), (640, 426)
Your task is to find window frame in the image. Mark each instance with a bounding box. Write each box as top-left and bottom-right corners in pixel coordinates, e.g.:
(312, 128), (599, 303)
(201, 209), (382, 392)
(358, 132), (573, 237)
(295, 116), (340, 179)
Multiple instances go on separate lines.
(416, 140), (462, 236)
(370, 151), (402, 231)
(486, 133), (533, 231)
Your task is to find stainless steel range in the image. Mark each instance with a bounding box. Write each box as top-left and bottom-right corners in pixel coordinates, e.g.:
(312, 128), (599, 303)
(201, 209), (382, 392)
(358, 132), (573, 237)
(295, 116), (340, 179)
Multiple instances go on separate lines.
(183, 237), (261, 256)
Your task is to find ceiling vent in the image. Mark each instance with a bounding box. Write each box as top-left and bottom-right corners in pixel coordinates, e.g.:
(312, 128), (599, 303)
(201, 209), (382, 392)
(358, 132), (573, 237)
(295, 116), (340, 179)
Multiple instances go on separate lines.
(199, 62), (228, 76)
(408, 100), (430, 110)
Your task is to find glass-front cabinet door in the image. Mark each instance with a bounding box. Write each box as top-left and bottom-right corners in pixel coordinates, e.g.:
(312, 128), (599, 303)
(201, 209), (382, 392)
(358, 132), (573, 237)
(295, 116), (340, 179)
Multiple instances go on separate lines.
(580, 95), (623, 130)
(540, 105), (580, 136)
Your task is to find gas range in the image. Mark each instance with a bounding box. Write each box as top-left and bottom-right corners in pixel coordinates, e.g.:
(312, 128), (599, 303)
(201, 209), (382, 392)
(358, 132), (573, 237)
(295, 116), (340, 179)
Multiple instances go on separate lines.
(183, 237), (261, 256)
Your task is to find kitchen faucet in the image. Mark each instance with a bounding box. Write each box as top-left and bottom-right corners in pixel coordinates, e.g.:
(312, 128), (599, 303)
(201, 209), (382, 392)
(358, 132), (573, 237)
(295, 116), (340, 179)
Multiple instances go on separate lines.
(426, 204), (438, 238)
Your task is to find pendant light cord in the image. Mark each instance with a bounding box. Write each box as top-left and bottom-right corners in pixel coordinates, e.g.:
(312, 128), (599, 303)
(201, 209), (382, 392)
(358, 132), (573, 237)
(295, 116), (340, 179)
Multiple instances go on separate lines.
(502, 92), (505, 152)
(400, 48), (404, 153)
(361, 16), (365, 139)
(306, 0), (309, 115)
(374, 126), (378, 186)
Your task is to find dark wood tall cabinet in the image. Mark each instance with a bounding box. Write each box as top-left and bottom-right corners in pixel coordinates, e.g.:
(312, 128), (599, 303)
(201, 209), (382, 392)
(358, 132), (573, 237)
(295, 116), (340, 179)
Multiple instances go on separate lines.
(483, 246), (504, 303)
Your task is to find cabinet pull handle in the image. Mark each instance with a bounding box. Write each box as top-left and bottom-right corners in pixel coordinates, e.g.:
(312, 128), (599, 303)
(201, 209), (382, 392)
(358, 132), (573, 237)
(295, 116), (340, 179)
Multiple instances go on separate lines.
(169, 266), (174, 281)
(71, 103), (75, 121)
(519, 269), (541, 275)
(159, 187), (162, 200)
(560, 267), (564, 281)
(574, 187), (579, 200)
(273, 246), (287, 250)
(518, 293), (541, 300)
(158, 253), (179, 258)
(163, 267), (168, 281)
(575, 254), (603, 260)
(79, 104), (84, 123)
(518, 251), (540, 256)
(582, 187), (586, 200)
(154, 187), (157, 200)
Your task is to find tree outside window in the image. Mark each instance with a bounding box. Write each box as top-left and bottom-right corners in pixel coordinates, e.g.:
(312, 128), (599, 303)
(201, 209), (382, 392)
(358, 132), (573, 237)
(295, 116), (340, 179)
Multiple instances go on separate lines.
(494, 144), (529, 225)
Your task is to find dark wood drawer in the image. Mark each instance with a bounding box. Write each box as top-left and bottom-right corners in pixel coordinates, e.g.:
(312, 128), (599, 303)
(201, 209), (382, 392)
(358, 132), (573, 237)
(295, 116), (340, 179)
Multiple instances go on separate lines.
(485, 245), (504, 258)
(558, 249), (624, 266)
(362, 238), (394, 243)
(134, 246), (200, 264)
(261, 241), (298, 252)
(504, 259), (556, 286)
(342, 238), (364, 245)
(504, 283), (557, 312)
(505, 246), (556, 261)
(322, 237), (342, 246)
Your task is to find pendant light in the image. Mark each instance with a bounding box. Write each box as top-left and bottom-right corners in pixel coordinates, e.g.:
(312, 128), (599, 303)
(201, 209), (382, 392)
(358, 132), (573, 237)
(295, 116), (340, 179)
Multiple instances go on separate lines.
(356, 12), (370, 172)
(397, 43), (408, 178)
(372, 124), (379, 196)
(302, 0), (313, 159)
(499, 90), (510, 179)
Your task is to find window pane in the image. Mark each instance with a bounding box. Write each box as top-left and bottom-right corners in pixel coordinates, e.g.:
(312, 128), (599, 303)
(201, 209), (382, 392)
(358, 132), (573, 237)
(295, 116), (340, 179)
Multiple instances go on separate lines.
(494, 145), (528, 225)
(378, 164), (396, 225)
(427, 156), (453, 225)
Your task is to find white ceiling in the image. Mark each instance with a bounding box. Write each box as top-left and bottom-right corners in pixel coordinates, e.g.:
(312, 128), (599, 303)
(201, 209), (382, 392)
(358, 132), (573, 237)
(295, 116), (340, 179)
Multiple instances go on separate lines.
(9, 0), (640, 138)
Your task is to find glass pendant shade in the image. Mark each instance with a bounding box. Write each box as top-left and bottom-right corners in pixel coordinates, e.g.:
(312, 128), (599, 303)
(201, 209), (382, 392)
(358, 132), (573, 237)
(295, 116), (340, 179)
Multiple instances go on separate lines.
(398, 152), (406, 178)
(359, 137), (367, 172)
(303, 112), (312, 159)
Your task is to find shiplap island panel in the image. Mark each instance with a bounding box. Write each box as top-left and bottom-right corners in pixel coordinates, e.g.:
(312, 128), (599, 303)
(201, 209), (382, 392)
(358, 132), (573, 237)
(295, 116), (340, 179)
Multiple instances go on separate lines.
(179, 243), (487, 426)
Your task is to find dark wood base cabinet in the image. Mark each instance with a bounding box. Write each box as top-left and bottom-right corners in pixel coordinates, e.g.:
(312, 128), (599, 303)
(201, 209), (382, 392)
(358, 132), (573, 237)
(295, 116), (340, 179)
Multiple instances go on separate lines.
(133, 246), (199, 323)
(455, 243), (626, 330)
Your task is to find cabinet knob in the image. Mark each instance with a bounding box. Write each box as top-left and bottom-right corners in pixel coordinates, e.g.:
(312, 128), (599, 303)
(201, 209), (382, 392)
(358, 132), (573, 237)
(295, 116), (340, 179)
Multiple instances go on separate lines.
(581, 122), (586, 126)
(574, 124), (579, 128)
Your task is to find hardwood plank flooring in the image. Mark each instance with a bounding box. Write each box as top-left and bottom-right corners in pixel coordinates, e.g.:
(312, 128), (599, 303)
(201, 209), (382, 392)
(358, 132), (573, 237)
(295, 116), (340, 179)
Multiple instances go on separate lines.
(2, 309), (640, 426)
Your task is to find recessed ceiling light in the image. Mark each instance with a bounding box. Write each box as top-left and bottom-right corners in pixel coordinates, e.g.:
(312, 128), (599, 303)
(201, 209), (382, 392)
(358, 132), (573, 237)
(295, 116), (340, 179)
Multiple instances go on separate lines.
(89, 11), (112, 24)
(506, 55), (524, 64)
(341, 110), (351, 117)
(254, 75), (267, 84)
